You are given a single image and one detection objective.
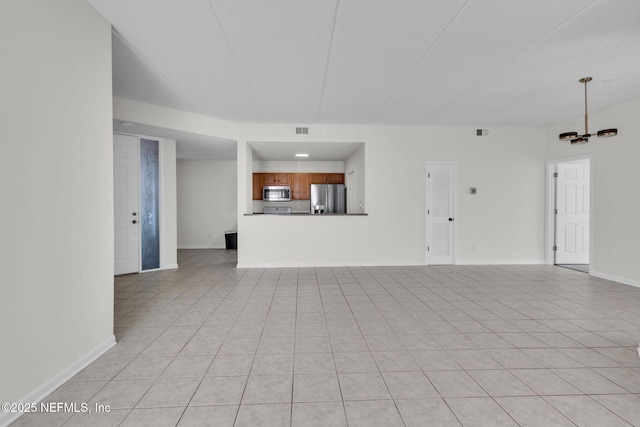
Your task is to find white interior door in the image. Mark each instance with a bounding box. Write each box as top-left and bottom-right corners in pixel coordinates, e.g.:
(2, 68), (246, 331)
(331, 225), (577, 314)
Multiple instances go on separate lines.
(555, 162), (590, 264)
(114, 134), (139, 275)
(427, 163), (454, 265)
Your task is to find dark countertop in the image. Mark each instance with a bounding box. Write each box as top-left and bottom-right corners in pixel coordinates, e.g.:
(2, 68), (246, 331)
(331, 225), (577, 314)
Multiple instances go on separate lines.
(246, 212), (367, 216)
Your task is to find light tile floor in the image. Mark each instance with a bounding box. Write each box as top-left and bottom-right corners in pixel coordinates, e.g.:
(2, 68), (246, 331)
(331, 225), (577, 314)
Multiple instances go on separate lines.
(12, 249), (640, 426)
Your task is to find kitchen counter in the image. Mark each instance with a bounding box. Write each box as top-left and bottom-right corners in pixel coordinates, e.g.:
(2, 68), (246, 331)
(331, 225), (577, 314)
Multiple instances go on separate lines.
(246, 212), (367, 216)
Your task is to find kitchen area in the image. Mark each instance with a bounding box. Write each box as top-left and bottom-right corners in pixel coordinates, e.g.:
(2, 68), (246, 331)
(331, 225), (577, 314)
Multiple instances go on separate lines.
(253, 172), (349, 215)
(238, 140), (366, 268)
(248, 141), (366, 216)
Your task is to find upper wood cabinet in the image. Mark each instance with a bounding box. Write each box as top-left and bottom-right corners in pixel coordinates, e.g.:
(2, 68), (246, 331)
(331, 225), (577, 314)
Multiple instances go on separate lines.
(262, 173), (290, 186)
(309, 173), (326, 184)
(253, 172), (344, 201)
(326, 173), (345, 184)
(308, 173), (345, 184)
(291, 173), (309, 200)
(252, 173), (263, 200)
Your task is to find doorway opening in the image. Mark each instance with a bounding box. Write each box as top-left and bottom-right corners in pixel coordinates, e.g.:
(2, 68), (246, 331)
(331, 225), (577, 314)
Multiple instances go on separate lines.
(547, 156), (591, 273)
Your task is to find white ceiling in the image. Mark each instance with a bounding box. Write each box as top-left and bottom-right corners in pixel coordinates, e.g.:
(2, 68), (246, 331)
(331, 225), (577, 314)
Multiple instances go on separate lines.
(250, 141), (363, 161)
(92, 0), (640, 128)
(113, 120), (236, 160)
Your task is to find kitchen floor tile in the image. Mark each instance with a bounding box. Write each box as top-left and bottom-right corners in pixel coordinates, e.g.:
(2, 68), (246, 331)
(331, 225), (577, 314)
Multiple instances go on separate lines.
(19, 251), (640, 427)
(372, 351), (419, 372)
(294, 352), (336, 374)
(120, 407), (184, 427)
(592, 367), (640, 392)
(591, 394), (640, 427)
(426, 371), (487, 398)
(242, 375), (293, 404)
(177, 405), (238, 427)
(344, 400), (404, 427)
(446, 397), (518, 427)
(551, 368), (628, 394)
(89, 379), (153, 409)
(333, 352), (379, 373)
(206, 354), (254, 376)
(190, 376), (247, 406)
(292, 402), (347, 427)
(136, 377), (200, 408)
(410, 350), (462, 371)
(494, 396), (575, 427)
(447, 349), (503, 370)
(381, 371), (439, 399)
(252, 353), (294, 375)
(235, 403), (291, 427)
(293, 373), (342, 402)
(395, 398), (462, 427)
(338, 372), (391, 400)
(161, 355), (214, 378)
(543, 395), (632, 427)
(510, 369), (582, 395)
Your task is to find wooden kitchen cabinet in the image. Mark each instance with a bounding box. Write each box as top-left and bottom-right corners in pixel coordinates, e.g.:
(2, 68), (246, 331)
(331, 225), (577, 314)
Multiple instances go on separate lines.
(308, 173), (345, 184)
(262, 173), (290, 186)
(252, 173), (263, 200)
(326, 173), (345, 184)
(291, 173), (309, 200)
(309, 173), (327, 184)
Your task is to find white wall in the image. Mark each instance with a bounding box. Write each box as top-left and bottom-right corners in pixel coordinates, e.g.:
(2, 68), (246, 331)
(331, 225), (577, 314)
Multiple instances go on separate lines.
(546, 97), (640, 286)
(113, 98), (548, 268)
(160, 139), (178, 268)
(177, 160), (238, 248)
(0, 0), (114, 421)
(239, 126), (547, 267)
(254, 160), (344, 173)
(345, 145), (366, 213)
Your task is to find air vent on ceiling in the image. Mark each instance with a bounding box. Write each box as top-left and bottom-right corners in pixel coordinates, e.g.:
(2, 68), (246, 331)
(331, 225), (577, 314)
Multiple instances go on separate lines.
(476, 129), (489, 136)
(296, 127), (309, 135)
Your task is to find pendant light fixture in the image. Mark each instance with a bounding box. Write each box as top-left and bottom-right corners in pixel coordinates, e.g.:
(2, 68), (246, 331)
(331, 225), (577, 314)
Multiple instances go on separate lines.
(559, 77), (617, 144)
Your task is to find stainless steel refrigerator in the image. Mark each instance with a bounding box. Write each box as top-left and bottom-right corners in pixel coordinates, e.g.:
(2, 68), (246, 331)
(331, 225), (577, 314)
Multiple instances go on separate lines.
(310, 184), (346, 214)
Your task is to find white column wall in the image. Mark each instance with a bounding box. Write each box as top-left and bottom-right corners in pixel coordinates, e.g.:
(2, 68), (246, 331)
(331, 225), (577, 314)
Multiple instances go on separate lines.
(0, 0), (114, 416)
(546, 97), (640, 286)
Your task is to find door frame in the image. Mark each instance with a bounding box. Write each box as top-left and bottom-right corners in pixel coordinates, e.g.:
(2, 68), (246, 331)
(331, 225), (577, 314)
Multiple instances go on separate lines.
(425, 161), (456, 265)
(114, 132), (164, 274)
(545, 154), (592, 269)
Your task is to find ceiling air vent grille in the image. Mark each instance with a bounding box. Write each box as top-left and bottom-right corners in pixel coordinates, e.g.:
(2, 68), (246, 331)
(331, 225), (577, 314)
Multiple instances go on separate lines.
(296, 127), (309, 135)
(476, 129), (489, 136)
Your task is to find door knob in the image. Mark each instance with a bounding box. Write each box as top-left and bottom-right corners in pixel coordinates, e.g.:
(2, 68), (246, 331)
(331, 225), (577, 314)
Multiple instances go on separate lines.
(132, 220), (137, 224)
(448, 218), (454, 221)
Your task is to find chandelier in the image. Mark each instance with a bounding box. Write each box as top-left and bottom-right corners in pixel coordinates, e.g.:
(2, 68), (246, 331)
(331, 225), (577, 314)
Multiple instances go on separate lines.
(559, 77), (617, 144)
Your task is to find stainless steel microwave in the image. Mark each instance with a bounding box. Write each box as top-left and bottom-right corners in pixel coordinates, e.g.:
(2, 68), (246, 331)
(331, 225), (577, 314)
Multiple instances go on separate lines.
(263, 186), (291, 201)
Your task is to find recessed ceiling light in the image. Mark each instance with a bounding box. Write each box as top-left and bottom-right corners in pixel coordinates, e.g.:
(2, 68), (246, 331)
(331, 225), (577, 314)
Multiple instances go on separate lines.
(120, 121), (134, 127)
(295, 153), (309, 157)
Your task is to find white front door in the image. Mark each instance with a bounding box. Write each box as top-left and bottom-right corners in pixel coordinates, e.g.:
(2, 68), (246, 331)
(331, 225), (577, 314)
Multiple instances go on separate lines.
(114, 134), (139, 275)
(427, 163), (455, 265)
(555, 162), (590, 264)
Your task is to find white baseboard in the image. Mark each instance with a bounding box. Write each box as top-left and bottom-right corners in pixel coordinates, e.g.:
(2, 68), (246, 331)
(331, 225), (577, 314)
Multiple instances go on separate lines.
(163, 263), (179, 270)
(237, 261), (425, 269)
(589, 270), (640, 289)
(0, 335), (116, 427)
(178, 245), (225, 249)
(455, 259), (546, 265)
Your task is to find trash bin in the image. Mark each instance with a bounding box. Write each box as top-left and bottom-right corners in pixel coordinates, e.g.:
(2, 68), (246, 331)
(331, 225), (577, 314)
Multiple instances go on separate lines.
(224, 230), (237, 249)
